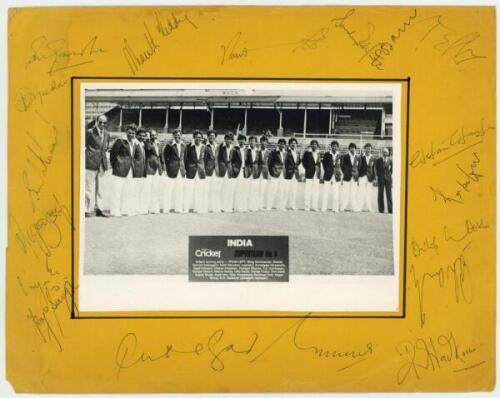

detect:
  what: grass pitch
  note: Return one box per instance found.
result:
[84,180,393,275]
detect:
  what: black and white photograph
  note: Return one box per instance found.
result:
[78,81,402,312]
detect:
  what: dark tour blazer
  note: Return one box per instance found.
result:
[184,143,206,179]
[85,126,109,171]
[322,151,342,182]
[132,142,146,178]
[302,150,321,179]
[229,146,243,178]
[257,148,270,179]
[144,140,163,175]
[244,147,259,179]
[163,141,186,178]
[358,155,376,182]
[216,143,231,177]
[204,143,216,177]
[284,149,301,180]
[375,157,393,185]
[110,138,134,177]
[341,153,360,182]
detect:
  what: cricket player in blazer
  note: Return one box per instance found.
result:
[204,130,218,212]
[302,139,322,211]
[232,134,248,212]
[258,135,270,210]
[218,133,234,213]
[183,130,207,213]
[162,129,186,213]
[132,128,147,215]
[321,140,343,212]
[85,114,110,217]
[375,147,393,214]
[244,135,260,212]
[341,142,360,212]
[357,143,376,212]
[144,130,163,214]
[109,124,136,217]
[284,137,301,210]
[266,138,286,210]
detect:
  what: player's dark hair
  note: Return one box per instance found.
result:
[125,123,138,132]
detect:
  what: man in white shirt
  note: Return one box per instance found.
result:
[218,133,234,213]
[340,142,359,212]
[162,129,186,213]
[357,143,376,212]
[144,130,163,214]
[183,130,207,213]
[321,140,342,212]
[266,138,286,210]
[284,138,301,210]
[233,134,248,212]
[204,130,218,212]
[244,136,260,211]
[258,136,270,210]
[109,124,136,217]
[85,114,109,217]
[132,128,147,215]
[302,140,321,211]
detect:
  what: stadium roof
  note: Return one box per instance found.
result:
[86,89,393,107]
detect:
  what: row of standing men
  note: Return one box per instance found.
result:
[85,119,393,218]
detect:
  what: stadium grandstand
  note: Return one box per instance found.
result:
[85,88,393,153]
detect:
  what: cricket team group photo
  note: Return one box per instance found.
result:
[81,83,398,276]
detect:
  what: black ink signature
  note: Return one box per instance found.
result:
[155,11,198,37]
[123,13,197,75]
[115,315,374,375]
[22,114,59,213]
[122,22,160,76]
[115,328,258,375]
[358,9,418,70]
[292,28,330,52]
[251,315,374,372]
[430,152,483,205]
[220,25,335,65]
[220,32,248,65]
[416,14,487,66]
[23,277,78,352]
[430,186,465,205]
[411,236,439,258]
[15,78,69,113]
[410,119,494,168]
[10,194,72,276]
[410,242,473,328]
[444,217,490,243]
[331,8,417,70]
[26,36,107,76]
[396,332,480,384]
[331,8,485,70]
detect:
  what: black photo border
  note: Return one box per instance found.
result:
[70,76,411,320]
